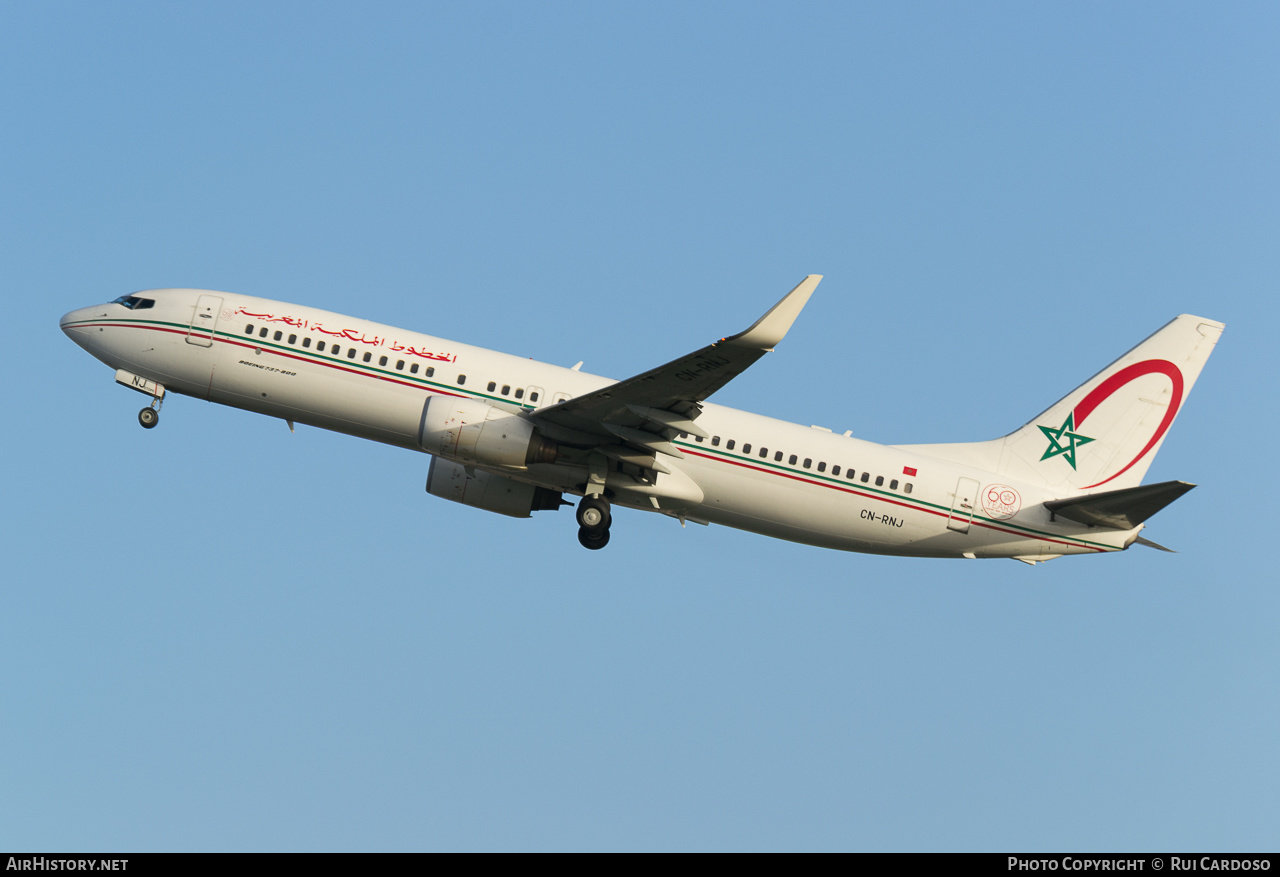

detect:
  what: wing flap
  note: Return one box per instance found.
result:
[603,423,686,458]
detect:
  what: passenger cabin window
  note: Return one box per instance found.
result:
[425,367,434,377]
[410,363,419,374]
[775,451,783,462]
[904,483,913,494]
[832,465,840,476]
[457,374,466,385]
[743,444,751,455]
[317,341,326,352]
[789,455,798,465]
[244,324,254,335]
[274,330,283,341]
[288,334,297,345]
[803,458,812,469]
[259,327,269,338]
[711,437,720,447]
[487,381,497,392]
[875,475,884,487]
[817,462,826,472]
[395,360,404,370]
[502,385,511,396]
[890,479,899,490]
[845,469,856,480]
[514,388,524,399]
[529,390,539,402]
[695,436,704,443]
[379,355,387,366]
[861,472,870,483]
[363,352,372,363]
[726,439,735,450]
[759,447,768,458]
[303,338,311,348]
[347,348,357,359]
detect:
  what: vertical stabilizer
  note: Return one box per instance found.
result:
[900,314,1224,493]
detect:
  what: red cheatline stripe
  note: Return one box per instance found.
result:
[80,321,468,397]
[680,449,1106,552]
[87,322,1108,552]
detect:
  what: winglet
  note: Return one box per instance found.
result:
[725,275,822,351]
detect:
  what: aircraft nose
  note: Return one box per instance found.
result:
[60,306,93,336]
[60,306,102,348]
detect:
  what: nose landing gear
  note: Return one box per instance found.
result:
[576,495,612,550]
[138,395,163,429]
[114,370,167,429]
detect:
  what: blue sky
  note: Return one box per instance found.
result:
[3,1,1277,851]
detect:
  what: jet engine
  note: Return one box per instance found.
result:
[419,396,557,468]
[425,457,563,518]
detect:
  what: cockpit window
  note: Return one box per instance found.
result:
[111,295,154,310]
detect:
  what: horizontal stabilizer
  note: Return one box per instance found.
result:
[1044,480,1196,530]
[1135,535,1176,553]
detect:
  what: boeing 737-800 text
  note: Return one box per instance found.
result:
[60,278,1223,562]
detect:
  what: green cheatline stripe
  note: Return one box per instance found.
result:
[674,440,1116,549]
[76,317,539,411]
[76,318,1113,549]
[218,325,540,410]
[65,316,187,332]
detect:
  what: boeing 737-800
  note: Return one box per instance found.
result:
[60,277,1223,562]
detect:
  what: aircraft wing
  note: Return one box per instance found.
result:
[530,275,821,456]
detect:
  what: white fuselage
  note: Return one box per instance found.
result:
[60,289,1135,559]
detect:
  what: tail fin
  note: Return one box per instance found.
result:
[900,314,1224,492]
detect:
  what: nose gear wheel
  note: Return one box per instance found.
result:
[576,496,612,550]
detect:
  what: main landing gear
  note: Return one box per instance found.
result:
[576,495,612,550]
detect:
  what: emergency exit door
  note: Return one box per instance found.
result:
[947,477,980,533]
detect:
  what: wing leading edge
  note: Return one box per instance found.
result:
[530,275,821,457]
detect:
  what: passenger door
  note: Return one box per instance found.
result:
[186,294,223,347]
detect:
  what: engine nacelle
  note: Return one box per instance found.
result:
[426,457,563,518]
[419,395,557,468]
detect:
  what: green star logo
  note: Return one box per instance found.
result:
[1038,412,1094,470]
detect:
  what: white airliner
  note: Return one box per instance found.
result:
[60,278,1223,562]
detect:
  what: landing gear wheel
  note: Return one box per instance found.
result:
[576,496,611,531]
[138,407,159,429]
[578,527,610,550]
